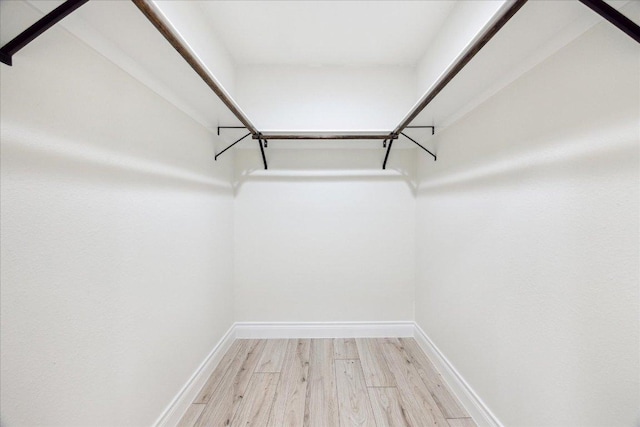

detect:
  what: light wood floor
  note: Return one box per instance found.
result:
[178,338,476,427]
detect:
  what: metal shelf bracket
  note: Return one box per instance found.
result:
[383,126,436,169]
[215,127,268,169]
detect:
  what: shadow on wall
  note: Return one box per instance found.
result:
[1,123,233,196]
[420,116,638,196]
[231,148,420,196]
[2,119,426,198]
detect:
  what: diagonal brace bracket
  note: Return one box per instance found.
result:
[215,132,251,161]
[401,132,437,161]
[382,126,436,169]
[215,128,267,169]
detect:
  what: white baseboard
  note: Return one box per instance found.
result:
[153,325,236,427]
[413,323,503,427]
[234,321,415,339]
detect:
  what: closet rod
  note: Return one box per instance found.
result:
[382,0,527,169]
[390,0,528,136]
[254,134,397,140]
[131,0,259,135]
[578,0,640,43]
[0,0,89,66]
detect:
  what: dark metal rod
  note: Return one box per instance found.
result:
[217,126,247,136]
[401,132,436,161]
[578,0,640,43]
[392,0,527,134]
[258,139,268,170]
[0,0,90,66]
[254,134,397,140]
[131,0,258,135]
[382,139,394,170]
[406,125,435,135]
[214,132,251,161]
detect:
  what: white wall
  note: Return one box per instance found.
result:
[0,4,235,426]
[3,2,639,426]
[233,149,416,322]
[415,16,639,427]
[415,0,506,97]
[235,65,416,131]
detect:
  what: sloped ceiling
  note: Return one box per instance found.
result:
[3,0,634,151]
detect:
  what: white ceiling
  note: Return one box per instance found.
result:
[197,1,457,66]
[8,0,632,151]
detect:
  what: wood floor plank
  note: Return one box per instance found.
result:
[381,338,448,426]
[447,418,477,427]
[335,359,376,426]
[368,387,412,427]
[193,340,243,403]
[356,338,396,387]
[177,404,205,427]
[195,339,267,427]
[399,338,469,419]
[256,339,289,372]
[230,373,280,426]
[192,338,471,427]
[303,339,339,427]
[267,339,311,426]
[334,338,359,359]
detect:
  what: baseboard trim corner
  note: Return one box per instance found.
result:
[153,325,236,427]
[234,321,415,339]
[413,323,503,427]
